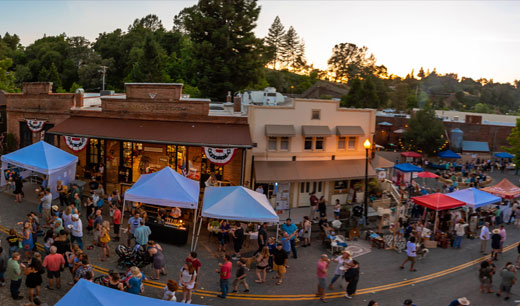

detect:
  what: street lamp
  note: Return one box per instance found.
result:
[363,139,371,226]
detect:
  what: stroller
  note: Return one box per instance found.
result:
[94,269,131,291]
[115,244,151,269]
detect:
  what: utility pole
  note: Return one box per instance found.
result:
[100,66,108,91]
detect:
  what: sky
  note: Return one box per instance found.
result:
[1,0,520,83]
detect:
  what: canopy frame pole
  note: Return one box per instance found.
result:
[190,206,199,251]
[121,199,126,220]
[192,215,204,252]
[433,210,439,236]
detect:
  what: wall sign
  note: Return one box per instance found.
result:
[64,136,89,152]
[203,147,236,166]
[26,119,45,132]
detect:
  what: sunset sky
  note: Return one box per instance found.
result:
[2,1,520,83]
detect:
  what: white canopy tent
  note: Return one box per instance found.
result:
[193,186,279,251]
[0,141,78,199]
[123,166,200,247]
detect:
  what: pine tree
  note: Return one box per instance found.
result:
[47,63,62,91]
[417,67,425,79]
[281,26,306,72]
[126,35,167,82]
[264,16,285,70]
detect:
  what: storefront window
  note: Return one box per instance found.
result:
[338,136,346,150]
[119,142,133,183]
[348,137,356,150]
[166,145,177,169]
[335,180,348,190]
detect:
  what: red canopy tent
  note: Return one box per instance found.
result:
[412,193,465,210]
[481,178,520,199]
[417,171,439,178]
[401,151,422,158]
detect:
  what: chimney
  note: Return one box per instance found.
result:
[226,91,232,103]
[233,94,242,113]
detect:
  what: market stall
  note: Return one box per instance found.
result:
[192,186,279,251]
[412,193,466,234]
[438,150,461,159]
[56,279,208,306]
[0,141,78,199]
[495,152,514,159]
[446,188,501,209]
[124,166,200,246]
[481,178,520,199]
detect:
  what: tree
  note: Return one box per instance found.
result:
[504,119,520,167]
[417,67,425,79]
[47,63,62,91]
[280,26,306,72]
[264,16,285,70]
[126,35,168,83]
[327,42,378,82]
[0,57,17,92]
[174,0,267,100]
[473,102,491,114]
[402,106,446,155]
[340,77,379,108]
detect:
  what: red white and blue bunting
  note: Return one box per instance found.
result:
[64,136,89,152]
[203,147,237,166]
[26,119,45,133]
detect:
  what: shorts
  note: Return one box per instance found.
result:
[47,270,61,279]
[334,211,340,218]
[256,265,268,270]
[318,277,326,289]
[114,224,120,234]
[273,263,286,274]
[479,277,491,285]
[406,256,416,264]
[500,284,512,293]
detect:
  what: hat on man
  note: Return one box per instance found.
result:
[72,214,79,219]
[492,229,500,234]
[51,205,59,211]
[457,297,470,305]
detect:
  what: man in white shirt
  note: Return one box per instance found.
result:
[70,214,84,250]
[400,237,417,272]
[480,222,490,254]
[41,188,53,225]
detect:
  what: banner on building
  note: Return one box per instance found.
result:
[203,147,236,166]
[26,119,45,133]
[64,136,89,152]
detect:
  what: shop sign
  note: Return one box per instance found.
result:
[26,119,45,132]
[203,147,236,166]
[144,147,163,153]
[64,136,89,152]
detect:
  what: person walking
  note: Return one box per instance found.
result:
[491,229,502,261]
[255,246,269,284]
[217,254,232,299]
[147,241,166,280]
[99,221,111,262]
[127,212,142,247]
[318,196,327,218]
[14,174,23,203]
[21,221,34,262]
[448,297,471,306]
[480,222,490,254]
[112,205,121,242]
[24,253,44,303]
[7,252,25,300]
[316,254,330,303]
[344,260,360,299]
[70,214,83,250]
[43,246,65,290]
[271,243,288,285]
[310,192,319,221]
[496,263,516,301]
[231,223,244,260]
[7,228,20,257]
[185,251,201,289]
[179,262,197,303]
[134,220,152,247]
[127,266,146,295]
[478,260,494,293]
[499,225,506,254]
[41,189,52,226]
[232,258,250,293]
[399,237,417,272]
[302,216,312,247]
[256,222,268,255]
[453,220,468,249]
[280,218,298,259]
[329,250,353,290]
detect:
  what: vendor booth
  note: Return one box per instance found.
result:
[193,186,279,251]
[438,150,461,159]
[0,141,78,199]
[56,279,208,306]
[495,152,514,159]
[481,178,520,199]
[447,188,501,209]
[124,166,200,246]
[412,193,466,234]
[393,163,423,186]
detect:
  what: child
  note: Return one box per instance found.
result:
[232,258,249,293]
[87,215,94,235]
[334,199,341,220]
[267,237,276,272]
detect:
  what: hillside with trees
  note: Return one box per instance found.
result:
[1,0,520,112]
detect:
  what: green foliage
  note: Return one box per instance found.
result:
[174,0,267,100]
[69,82,82,93]
[504,118,520,167]
[280,26,307,72]
[47,63,62,91]
[402,107,446,156]
[0,57,17,92]
[341,76,380,108]
[264,16,285,70]
[327,43,379,82]
[264,69,316,94]
[472,103,491,114]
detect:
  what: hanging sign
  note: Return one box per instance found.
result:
[26,119,45,133]
[64,136,89,152]
[203,147,236,166]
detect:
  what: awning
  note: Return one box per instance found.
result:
[394,163,423,173]
[481,178,520,199]
[377,122,393,126]
[446,188,501,209]
[371,155,394,168]
[48,116,252,148]
[462,141,489,152]
[412,193,466,211]
[265,125,296,137]
[336,126,365,136]
[254,159,376,183]
[438,150,461,159]
[401,151,422,158]
[302,125,331,137]
[495,152,514,159]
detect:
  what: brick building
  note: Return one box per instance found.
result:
[3,82,251,194]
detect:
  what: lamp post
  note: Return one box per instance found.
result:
[363,139,371,226]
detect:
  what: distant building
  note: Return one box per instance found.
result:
[300,80,348,99]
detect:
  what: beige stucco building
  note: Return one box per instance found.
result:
[245,98,378,209]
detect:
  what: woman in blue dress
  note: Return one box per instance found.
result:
[22,221,34,261]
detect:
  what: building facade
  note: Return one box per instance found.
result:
[3,82,251,195]
[245,99,376,208]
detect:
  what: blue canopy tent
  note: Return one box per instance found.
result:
[56,279,209,306]
[438,150,461,159]
[394,163,424,173]
[495,152,514,159]
[446,187,501,209]
[124,166,200,249]
[193,186,279,251]
[0,141,78,199]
